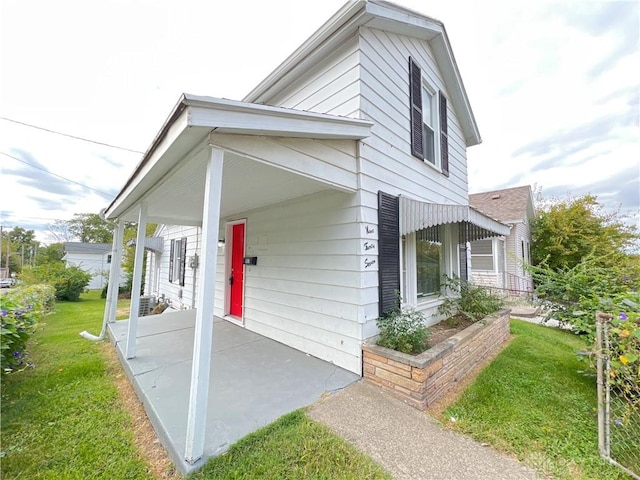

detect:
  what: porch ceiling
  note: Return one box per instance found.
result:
[103,94,372,224]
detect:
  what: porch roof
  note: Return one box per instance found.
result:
[399,196,510,241]
[103,94,372,223]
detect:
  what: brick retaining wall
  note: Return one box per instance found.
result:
[362,309,511,410]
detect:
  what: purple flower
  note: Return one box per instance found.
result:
[619,312,628,320]
[615,418,623,426]
[0,310,7,317]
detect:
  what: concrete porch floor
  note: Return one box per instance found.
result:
[107,310,360,475]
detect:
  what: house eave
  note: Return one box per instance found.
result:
[103,95,372,221]
[244,0,481,146]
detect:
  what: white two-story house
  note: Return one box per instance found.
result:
[100,0,508,465]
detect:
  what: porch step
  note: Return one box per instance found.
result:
[510,306,540,318]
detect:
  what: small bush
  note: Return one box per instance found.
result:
[20,263,92,301]
[1,284,55,375]
[377,306,430,355]
[438,276,504,323]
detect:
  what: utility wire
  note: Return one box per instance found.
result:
[0,116,144,154]
[0,151,114,199]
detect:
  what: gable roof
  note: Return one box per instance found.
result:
[469,186,535,224]
[64,242,112,255]
[244,0,481,146]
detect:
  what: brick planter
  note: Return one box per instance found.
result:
[362,309,511,410]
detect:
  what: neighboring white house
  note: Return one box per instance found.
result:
[63,242,113,290]
[101,0,510,464]
[468,185,535,293]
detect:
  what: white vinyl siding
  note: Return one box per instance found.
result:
[358,27,468,205]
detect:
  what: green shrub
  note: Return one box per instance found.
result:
[528,253,633,341]
[20,263,92,301]
[376,306,430,355]
[1,284,55,375]
[438,276,504,323]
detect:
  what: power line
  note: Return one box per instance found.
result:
[0,116,144,154]
[0,151,114,199]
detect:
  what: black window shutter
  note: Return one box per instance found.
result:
[179,237,187,287]
[409,57,424,159]
[378,191,400,317]
[439,91,449,177]
[169,239,175,282]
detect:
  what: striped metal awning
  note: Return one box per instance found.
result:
[399,196,510,242]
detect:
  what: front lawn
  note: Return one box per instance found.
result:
[0,290,153,480]
[189,409,391,479]
[443,319,630,479]
[1,291,390,480]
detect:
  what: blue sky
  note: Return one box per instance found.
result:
[1,0,638,242]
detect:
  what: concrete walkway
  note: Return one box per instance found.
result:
[309,381,541,480]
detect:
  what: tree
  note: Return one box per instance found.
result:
[531,194,639,272]
[36,242,65,265]
[67,213,113,243]
[1,226,39,272]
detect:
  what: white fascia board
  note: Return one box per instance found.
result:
[185,97,372,139]
[103,109,193,220]
[431,33,481,147]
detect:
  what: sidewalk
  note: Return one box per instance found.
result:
[308,381,541,480]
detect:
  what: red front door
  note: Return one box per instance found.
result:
[229,223,245,317]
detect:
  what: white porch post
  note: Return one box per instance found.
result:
[126,204,148,359]
[185,147,224,464]
[104,220,125,325]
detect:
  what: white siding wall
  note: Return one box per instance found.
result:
[358,28,469,205]
[65,252,110,290]
[234,190,376,374]
[267,36,361,118]
[505,222,533,291]
[145,225,202,311]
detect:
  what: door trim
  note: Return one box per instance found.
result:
[224,219,246,324]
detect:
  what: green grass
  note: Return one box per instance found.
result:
[0,290,153,480]
[1,291,390,480]
[189,409,391,480]
[444,319,631,479]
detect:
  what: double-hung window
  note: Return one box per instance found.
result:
[409,57,449,176]
[169,237,187,287]
[422,85,437,165]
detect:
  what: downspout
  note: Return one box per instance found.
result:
[80,209,119,341]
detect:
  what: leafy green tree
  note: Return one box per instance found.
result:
[36,242,65,265]
[531,194,639,272]
[67,213,113,243]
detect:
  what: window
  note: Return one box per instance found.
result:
[409,57,449,176]
[470,239,494,271]
[422,86,436,164]
[169,237,187,286]
[416,229,441,297]
[107,254,112,264]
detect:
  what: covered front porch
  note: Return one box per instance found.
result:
[107,309,359,475]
